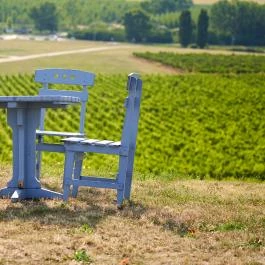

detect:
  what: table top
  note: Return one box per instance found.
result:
[0,95,80,103]
[0,95,80,108]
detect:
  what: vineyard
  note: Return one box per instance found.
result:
[0,72,265,180]
[134,52,265,73]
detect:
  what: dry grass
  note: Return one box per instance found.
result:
[0,39,103,56]
[0,39,262,75]
[0,40,179,75]
[0,164,264,265]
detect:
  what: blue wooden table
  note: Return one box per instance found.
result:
[0,96,80,201]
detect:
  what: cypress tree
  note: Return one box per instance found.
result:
[197,9,209,48]
[179,10,192,47]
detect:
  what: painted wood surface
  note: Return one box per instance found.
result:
[62,73,142,207]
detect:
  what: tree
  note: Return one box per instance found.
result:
[63,0,80,29]
[29,2,58,32]
[124,9,151,42]
[6,16,13,30]
[234,1,265,46]
[196,9,209,48]
[211,0,236,38]
[179,10,192,47]
[211,0,265,46]
[141,0,193,14]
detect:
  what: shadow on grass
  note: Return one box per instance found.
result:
[0,188,148,229]
[0,186,206,238]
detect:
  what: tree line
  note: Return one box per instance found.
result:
[0,0,264,47]
[211,0,265,46]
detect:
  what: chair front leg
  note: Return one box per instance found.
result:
[63,150,75,201]
[72,152,84,198]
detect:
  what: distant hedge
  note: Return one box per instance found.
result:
[69,28,126,42]
[70,27,173,44]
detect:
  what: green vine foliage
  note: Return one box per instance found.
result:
[134,52,265,74]
[0,72,265,180]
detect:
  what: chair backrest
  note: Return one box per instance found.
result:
[121,73,142,149]
[35,68,95,133]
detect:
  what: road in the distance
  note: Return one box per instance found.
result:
[0,45,127,63]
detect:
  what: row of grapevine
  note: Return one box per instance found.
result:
[134,52,265,74]
[0,73,265,179]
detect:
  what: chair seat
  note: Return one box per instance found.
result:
[62,137,123,155]
[36,130,85,137]
[62,137,121,147]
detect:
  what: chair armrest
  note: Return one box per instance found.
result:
[36,130,85,137]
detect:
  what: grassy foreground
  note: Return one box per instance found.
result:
[0,164,264,265]
[0,39,264,264]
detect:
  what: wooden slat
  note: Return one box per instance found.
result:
[35,69,95,86]
[79,139,120,147]
[74,176,118,189]
[109,141,121,147]
[94,140,114,146]
[37,130,85,137]
[61,137,84,143]
[37,143,65,153]
[80,139,101,145]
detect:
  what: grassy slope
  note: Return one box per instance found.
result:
[0,39,261,75]
[0,73,265,178]
[0,164,264,264]
[0,40,179,75]
[0,39,264,264]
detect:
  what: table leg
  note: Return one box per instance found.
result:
[10,188,63,202]
[0,107,62,200]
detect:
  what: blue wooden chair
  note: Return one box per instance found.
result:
[62,73,142,207]
[35,68,95,179]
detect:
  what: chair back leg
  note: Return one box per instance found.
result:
[124,147,136,200]
[72,152,84,197]
[116,155,129,206]
[63,151,75,200]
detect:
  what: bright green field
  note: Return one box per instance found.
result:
[0,73,265,180]
[134,52,265,73]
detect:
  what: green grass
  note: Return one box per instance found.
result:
[74,250,93,263]
[215,222,246,232]
[80,224,94,234]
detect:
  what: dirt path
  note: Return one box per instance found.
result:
[0,40,263,75]
[0,45,127,63]
[1,42,263,65]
